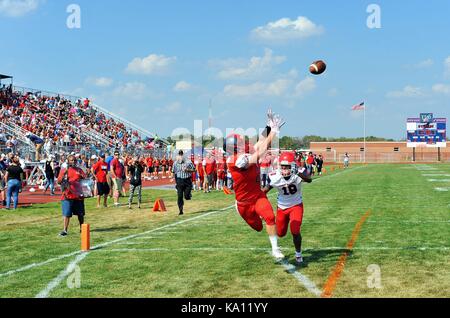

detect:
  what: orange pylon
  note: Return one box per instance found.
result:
[153,198,167,212]
[81,224,90,251]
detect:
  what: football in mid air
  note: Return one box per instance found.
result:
[309,60,327,75]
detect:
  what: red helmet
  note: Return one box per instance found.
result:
[279,152,296,177]
[279,152,295,166]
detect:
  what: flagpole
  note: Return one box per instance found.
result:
[364,103,366,163]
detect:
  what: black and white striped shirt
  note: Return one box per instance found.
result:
[172,159,195,179]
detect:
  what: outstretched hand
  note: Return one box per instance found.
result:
[267,108,286,134]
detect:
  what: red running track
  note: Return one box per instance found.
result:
[9,178,175,208]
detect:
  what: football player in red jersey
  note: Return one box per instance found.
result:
[226,109,286,259]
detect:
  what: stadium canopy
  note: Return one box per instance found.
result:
[0,74,13,86]
[0,74,13,80]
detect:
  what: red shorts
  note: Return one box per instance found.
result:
[276,203,304,237]
[236,195,275,232]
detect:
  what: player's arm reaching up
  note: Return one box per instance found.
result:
[242,108,286,168]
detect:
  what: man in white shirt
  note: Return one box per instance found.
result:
[263,151,312,264]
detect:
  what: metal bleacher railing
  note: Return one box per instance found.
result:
[13,86,168,145]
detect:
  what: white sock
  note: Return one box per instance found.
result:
[269,236,278,250]
[295,251,302,257]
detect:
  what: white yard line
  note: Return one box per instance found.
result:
[35,252,89,298]
[278,258,321,297]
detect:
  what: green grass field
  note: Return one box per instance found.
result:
[1,164,449,298]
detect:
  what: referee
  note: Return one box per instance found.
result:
[171,150,196,215]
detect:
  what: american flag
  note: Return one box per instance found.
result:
[352,102,365,111]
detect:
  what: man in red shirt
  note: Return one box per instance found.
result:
[92,153,110,208]
[226,109,286,259]
[202,153,216,193]
[57,155,87,237]
[110,151,124,207]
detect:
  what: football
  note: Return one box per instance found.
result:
[309,60,327,75]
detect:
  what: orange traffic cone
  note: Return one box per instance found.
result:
[153,198,167,212]
[223,186,233,195]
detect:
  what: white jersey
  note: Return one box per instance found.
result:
[268,170,303,209]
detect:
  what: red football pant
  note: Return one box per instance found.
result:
[276,203,304,237]
[236,196,276,232]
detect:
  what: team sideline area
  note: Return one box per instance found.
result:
[0,163,448,298]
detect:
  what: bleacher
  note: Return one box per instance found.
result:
[0,83,168,161]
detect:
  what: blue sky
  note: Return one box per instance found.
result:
[1,0,450,140]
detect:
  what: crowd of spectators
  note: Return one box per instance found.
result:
[0,86,163,160]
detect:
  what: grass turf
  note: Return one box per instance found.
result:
[0,163,449,298]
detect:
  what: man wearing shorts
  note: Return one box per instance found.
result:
[57,155,86,237]
[110,151,124,207]
[92,153,110,208]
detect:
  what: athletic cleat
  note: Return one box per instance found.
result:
[295,252,303,264]
[59,231,68,237]
[272,248,285,259]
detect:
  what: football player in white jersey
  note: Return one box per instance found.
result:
[263,152,312,264]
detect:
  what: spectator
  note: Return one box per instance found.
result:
[43,155,56,195]
[4,155,24,210]
[57,155,86,237]
[92,153,110,208]
[110,151,124,207]
[316,154,324,176]
[128,157,144,209]
[26,133,44,161]
[0,154,7,206]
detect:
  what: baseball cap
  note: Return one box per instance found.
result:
[91,155,98,160]
[99,153,106,158]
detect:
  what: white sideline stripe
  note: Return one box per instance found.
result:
[422,174,450,177]
[1,166,360,280]
[278,258,321,297]
[0,251,81,278]
[0,205,235,279]
[35,252,89,298]
[435,187,450,192]
[427,179,450,182]
[97,246,450,253]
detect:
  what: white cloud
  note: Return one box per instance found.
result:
[156,102,186,114]
[215,49,286,80]
[294,77,316,97]
[328,88,339,97]
[409,59,434,69]
[223,79,291,98]
[85,77,114,88]
[386,86,425,98]
[113,82,150,100]
[173,81,192,92]
[0,0,41,17]
[251,16,324,44]
[432,83,450,95]
[125,53,176,75]
[445,56,450,77]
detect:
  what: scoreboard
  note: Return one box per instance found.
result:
[407,113,447,148]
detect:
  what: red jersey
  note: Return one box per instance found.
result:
[146,157,153,167]
[196,161,204,176]
[203,158,216,175]
[227,155,263,203]
[92,160,108,183]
